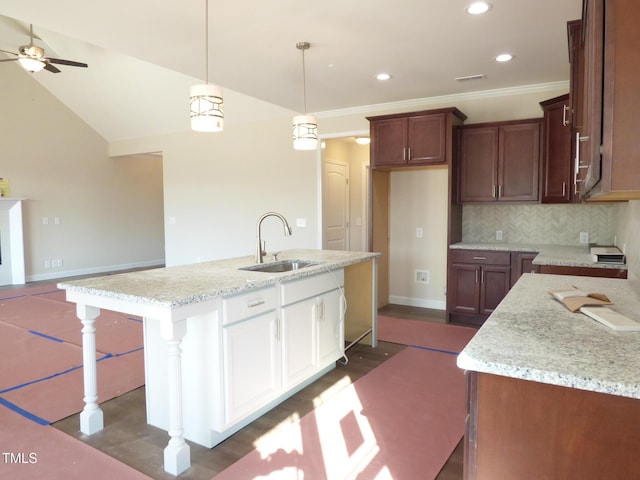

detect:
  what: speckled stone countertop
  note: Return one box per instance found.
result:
[457,273,640,399]
[58,249,378,308]
[450,242,627,270]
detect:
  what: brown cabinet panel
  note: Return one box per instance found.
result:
[368,108,466,168]
[449,263,481,314]
[370,118,407,166]
[459,127,498,202]
[479,266,511,315]
[407,114,446,165]
[540,94,572,203]
[447,250,512,325]
[511,252,538,286]
[466,372,640,480]
[499,122,541,202]
[578,0,640,200]
[459,120,542,203]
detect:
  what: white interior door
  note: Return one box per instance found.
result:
[322,160,349,250]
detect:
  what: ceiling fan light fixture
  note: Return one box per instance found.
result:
[293,41,318,151]
[190,0,224,133]
[18,56,46,72]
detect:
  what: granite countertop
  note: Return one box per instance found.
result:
[58,249,378,308]
[457,273,640,399]
[450,242,627,270]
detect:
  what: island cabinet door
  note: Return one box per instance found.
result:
[281,298,318,389]
[221,311,281,428]
[317,288,345,369]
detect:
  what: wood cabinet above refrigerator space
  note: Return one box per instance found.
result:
[367,107,466,168]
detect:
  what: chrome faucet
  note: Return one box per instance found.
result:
[255,212,293,263]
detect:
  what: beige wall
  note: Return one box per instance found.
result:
[1,61,164,282]
[161,118,319,266]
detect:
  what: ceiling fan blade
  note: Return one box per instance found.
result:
[43,63,61,73]
[0,49,19,56]
[47,57,88,68]
[0,58,20,63]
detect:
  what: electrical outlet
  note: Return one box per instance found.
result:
[496,230,503,241]
[579,232,589,245]
[415,270,430,284]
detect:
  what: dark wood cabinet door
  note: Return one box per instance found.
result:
[449,263,481,314]
[479,265,511,315]
[541,95,572,203]
[498,122,541,202]
[370,118,407,167]
[459,127,498,202]
[407,114,446,165]
[511,252,537,286]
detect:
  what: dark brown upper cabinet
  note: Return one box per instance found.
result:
[540,94,572,203]
[368,108,466,168]
[577,0,640,201]
[459,119,542,203]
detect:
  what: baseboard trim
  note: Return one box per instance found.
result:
[388,295,446,311]
[26,259,165,283]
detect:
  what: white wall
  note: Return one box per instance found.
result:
[1,62,165,282]
[161,118,318,266]
[389,167,449,309]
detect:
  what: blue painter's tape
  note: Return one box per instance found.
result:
[127,317,143,323]
[409,344,460,356]
[28,330,65,343]
[0,397,50,425]
[113,346,144,357]
[32,289,63,297]
[0,293,27,301]
[0,364,83,395]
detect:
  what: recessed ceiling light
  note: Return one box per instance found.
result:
[495,53,513,62]
[376,73,391,81]
[465,2,492,15]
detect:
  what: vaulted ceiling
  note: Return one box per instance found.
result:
[0,0,582,142]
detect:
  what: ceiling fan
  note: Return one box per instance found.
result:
[0,23,87,73]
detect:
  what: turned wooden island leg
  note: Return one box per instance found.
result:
[77,304,103,434]
[160,318,190,476]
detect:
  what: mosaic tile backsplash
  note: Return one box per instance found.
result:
[462,204,617,246]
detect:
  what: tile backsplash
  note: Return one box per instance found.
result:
[462,204,617,245]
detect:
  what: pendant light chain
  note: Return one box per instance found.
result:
[301,45,307,114]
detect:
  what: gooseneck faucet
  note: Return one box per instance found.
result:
[255,212,293,263]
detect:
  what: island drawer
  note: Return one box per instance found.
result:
[280,269,344,306]
[449,249,511,265]
[222,286,278,325]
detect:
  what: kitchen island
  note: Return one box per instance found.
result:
[58,249,379,476]
[457,273,640,479]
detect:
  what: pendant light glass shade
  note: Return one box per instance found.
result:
[190,0,223,132]
[190,84,224,132]
[292,114,318,150]
[293,41,318,150]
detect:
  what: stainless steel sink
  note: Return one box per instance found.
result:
[240,259,320,273]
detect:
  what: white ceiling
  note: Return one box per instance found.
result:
[0,0,582,142]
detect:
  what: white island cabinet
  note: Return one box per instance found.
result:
[58,249,377,476]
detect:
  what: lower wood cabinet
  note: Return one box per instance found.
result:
[447,250,511,327]
[464,371,640,480]
[448,250,539,326]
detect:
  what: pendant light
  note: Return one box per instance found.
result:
[292,41,318,150]
[190,0,224,132]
